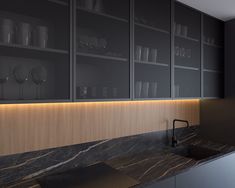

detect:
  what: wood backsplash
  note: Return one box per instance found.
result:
[0,100,200,156]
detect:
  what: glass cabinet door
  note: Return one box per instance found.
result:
[203,15,224,98]
[134,0,171,99]
[75,0,130,100]
[174,2,201,98]
[0,0,70,102]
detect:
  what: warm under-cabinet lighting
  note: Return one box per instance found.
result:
[0,99,200,109]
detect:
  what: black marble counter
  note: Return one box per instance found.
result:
[107,134,235,187]
[1,126,235,188]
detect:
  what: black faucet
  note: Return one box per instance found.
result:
[172,119,189,147]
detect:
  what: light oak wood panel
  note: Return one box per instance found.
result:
[0,100,200,156]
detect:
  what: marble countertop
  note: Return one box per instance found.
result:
[7,131,235,188]
[106,135,235,187]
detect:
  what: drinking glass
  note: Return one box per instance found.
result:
[0,18,14,44]
[112,87,118,98]
[180,48,186,58]
[17,22,32,46]
[175,85,180,98]
[79,35,89,49]
[91,86,97,98]
[31,66,47,99]
[181,25,188,37]
[94,0,104,13]
[13,65,29,99]
[79,86,88,98]
[175,46,180,56]
[36,25,48,48]
[0,64,9,100]
[142,47,149,62]
[142,82,149,98]
[99,38,107,50]
[135,45,142,61]
[186,49,192,58]
[102,86,108,98]
[135,81,142,98]
[150,82,158,98]
[150,48,158,63]
[176,24,181,36]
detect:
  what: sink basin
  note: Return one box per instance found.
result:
[38,162,139,188]
[172,145,221,161]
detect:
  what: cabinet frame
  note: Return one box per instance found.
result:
[0,0,74,104]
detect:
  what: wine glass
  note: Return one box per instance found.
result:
[0,18,14,44]
[0,64,9,100]
[31,66,47,99]
[13,65,28,99]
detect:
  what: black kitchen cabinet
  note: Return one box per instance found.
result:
[75,0,130,100]
[203,15,224,98]
[134,0,171,99]
[0,0,225,103]
[174,2,201,98]
[0,0,71,102]
[175,152,235,188]
[144,152,235,188]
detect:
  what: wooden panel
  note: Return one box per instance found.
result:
[0,100,200,156]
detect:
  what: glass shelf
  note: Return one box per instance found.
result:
[174,65,200,71]
[203,69,223,74]
[175,34,199,43]
[0,42,68,54]
[203,42,223,49]
[48,0,68,6]
[77,52,128,62]
[135,22,169,34]
[77,7,128,23]
[135,60,169,67]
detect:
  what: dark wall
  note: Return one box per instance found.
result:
[225,19,235,97]
[200,99,235,145]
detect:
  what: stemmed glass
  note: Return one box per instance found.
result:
[13,65,28,100]
[31,66,47,99]
[0,64,9,100]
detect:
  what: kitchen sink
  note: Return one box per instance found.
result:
[38,162,139,188]
[171,145,221,161]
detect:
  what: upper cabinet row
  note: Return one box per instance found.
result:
[0,0,224,103]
